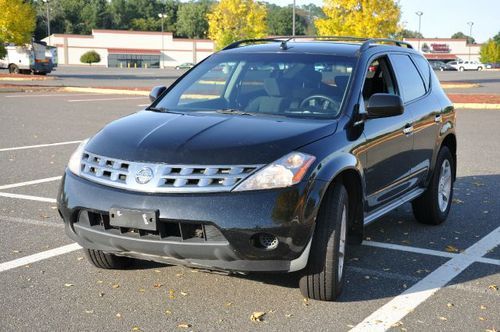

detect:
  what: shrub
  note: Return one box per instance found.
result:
[80,50,101,65]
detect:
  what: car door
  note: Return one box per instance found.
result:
[360,55,414,212]
[389,53,441,189]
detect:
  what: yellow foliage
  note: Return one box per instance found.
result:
[0,0,36,44]
[315,0,401,38]
[480,39,500,63]
[207,0,267,50]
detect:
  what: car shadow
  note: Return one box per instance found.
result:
[130,174,499,302]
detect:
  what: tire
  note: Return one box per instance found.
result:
[459,66,465,71]
[299,181,349,301]
[84,248,133,269]
[8,64,19,74]
[477,67,483,71]
[412,146,454,225]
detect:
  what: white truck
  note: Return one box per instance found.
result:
[0,41,55,75]
[448,59,485,71]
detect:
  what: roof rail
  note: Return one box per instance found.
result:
[222,36,413,51]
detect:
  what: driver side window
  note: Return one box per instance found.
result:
[362,57,397,105]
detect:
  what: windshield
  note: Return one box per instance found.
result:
[155,52,356,118]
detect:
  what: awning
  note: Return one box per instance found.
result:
[424,54,457,60]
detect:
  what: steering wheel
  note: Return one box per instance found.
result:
[299,95,339,112]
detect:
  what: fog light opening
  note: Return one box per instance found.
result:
[252,233,279,250]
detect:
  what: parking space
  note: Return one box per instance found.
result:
[0,91,498,331]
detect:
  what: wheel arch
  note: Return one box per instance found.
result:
[441,133,457,180]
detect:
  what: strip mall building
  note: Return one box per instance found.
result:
[42,29,214,68]
[403,38,481,62]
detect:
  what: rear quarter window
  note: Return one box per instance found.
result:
[411,55,431,89]
[390,54,426,103]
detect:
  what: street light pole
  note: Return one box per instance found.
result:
[415,11,423,51]
[292,0,296,36]
[467,21,474,61]
[43,0,51,45]
[158,13,167,69]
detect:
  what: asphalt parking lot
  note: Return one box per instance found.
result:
[0,91,499,331]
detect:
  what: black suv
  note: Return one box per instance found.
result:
[58,37,456,301]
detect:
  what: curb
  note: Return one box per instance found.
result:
[61,86,149,96]
[453,103,500,110]
[441,83,479,89]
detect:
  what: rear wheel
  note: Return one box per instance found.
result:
[84,249,133,269]
[8,64,19,74]
[477,66,483,71]
[459,66,465,71]
[412,146,454,225]
[299,181,348,301]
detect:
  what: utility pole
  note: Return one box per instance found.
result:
[415,11,423,51]
[158,13,167,69]
[43,0,51,45]
[467,21,474,61]
[292,0,296,36]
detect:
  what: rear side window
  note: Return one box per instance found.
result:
[411,55,431,89]
[390,54,426,103]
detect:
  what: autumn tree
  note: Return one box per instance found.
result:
[315,0,400,38]
[207,0,267,50]
[480,39,500,64]
[0,0,36,44]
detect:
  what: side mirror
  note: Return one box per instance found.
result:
[149,85,167,103]
[366,93,404,118]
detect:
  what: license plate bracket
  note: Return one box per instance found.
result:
[109,207,158,231]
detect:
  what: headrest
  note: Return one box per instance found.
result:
[297,66,322,88]
[264,78,283,97]
[335,75,349,90]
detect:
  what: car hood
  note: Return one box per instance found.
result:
[85,111,338,164]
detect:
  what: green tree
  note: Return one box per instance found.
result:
[80,50,101,65]
[493,31,500,45]
[207,0,267,50]
[176,1,212,38]
[397,29,423,39]
[451,31,475,44]
[479,39,500,63]
[315,0,400,38]
[0,42,6,59]
[267,6,306,36]
[0,0,36,44]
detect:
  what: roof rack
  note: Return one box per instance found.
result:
[222,36,413,51]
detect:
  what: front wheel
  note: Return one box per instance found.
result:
[412,146,454,225]
[84,249,134,269]
[299,181,349,301]
[459,66,465,71]
[8,64,19,74]
[477,66,483,71]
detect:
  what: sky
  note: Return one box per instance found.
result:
[264,0,500,43]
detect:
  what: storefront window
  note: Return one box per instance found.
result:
[108,54,160,68]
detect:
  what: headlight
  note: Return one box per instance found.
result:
[67,139,89,175]
[233,152,316,191]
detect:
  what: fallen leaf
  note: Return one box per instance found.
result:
[438,316,448,321]
[250,312,266,322]
[480,305,487,310]
[391,321,403,327]
[84,310,94,314]
[99,292,105,297]
[64,283,74,287]
[452,198,464,204]
[285,313,293,318]
[479,317,486,321]
[112,284,120,289]
[472,181,484,187]
[364,275,370,280]
[77,257,84,261]
[303,298,310,306]
[447,303,454,308]
[225,302,232,307]
[177,323,191,329]
[153,283,163,288]
[131,327,142,331]
[168,289,175,300]
[138,288,146,293]
[165,310,172,315]
[12,250,20,253]
[401,240,411,244]
[445,245,460,253]
[154,269,161,273]
[180,291,188,296]
[484,328,497,332]
[488,285,498,291]
[116,313,122,318]
[96,280,103,284]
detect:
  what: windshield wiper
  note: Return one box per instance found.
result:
[146,106,183,114]
[215,108,254,116]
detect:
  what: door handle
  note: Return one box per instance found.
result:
[403,124,414,135]
[435,114,442,123]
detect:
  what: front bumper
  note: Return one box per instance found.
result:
[58,170,327,272]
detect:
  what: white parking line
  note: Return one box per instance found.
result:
[0,215,63,228]
[68,97,147,102]
[0,176,61,190]
[351,226,500,331]
[0,192,56,203]
[0,243,81,273]
[0,140,81,152]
